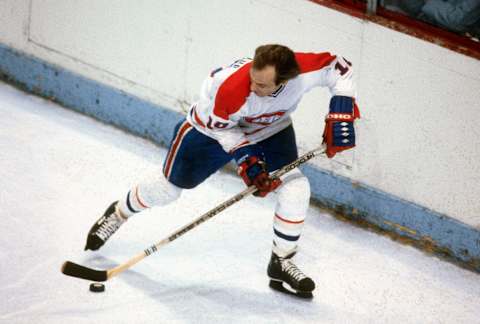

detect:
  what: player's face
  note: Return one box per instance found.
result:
[250,65,282,97]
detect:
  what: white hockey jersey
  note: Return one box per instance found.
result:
[186,52,356,153]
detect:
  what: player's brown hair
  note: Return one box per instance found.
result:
[252,44,300,85]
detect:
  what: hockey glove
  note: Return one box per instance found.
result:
[234,147,281,197]
[323,95,360,158]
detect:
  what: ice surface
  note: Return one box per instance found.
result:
[0,82,479,324]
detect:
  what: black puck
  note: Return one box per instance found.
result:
[89,282,105,293]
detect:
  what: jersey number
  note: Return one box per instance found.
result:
[335,58,352,76]
[207,116,228,129]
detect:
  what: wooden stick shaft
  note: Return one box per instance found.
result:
[106,146,325,279]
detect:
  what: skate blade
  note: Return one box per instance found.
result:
[269,280,313,299]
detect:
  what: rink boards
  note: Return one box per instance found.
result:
[1,43,479,272]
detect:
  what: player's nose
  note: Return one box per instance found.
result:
[250,83,261,96]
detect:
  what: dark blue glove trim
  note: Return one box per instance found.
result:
[245,161,265,179]
[232,144,264,165]
[329,96,354,114]
[331,121,355,146]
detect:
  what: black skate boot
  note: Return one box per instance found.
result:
[267,252,315,299]
[84,201,127,251]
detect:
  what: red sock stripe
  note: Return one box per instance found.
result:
[135,186,148,209]
[163,121,192,179]
[275,213,304,224]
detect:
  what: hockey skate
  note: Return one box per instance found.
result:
[267,252,315,299]
[84,201,127,251]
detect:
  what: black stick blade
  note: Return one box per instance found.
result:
[61,261,108,282]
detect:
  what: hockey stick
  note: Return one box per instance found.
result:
[61,145,326,282]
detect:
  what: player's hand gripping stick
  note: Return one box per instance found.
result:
[237,156,281,197]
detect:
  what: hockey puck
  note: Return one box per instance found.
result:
[89,282,105,293]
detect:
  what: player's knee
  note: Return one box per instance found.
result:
[140,174,182,207]
[277,171,311,210]
[158,174,183,202]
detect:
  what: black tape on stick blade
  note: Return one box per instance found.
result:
[62,261,108,281]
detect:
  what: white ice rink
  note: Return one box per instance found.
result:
[1,82,479,324]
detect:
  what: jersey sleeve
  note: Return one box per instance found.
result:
[296,53,356,97]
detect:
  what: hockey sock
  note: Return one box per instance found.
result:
[272,169,310,256]
[117,174,182,218]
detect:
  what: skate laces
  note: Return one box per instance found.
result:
[96,213,125,241]
[281,259,307,282]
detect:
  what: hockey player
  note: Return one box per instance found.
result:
[84,44,360,298]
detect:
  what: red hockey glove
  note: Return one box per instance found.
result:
[237,156,282,197]
[323,95,360,158]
